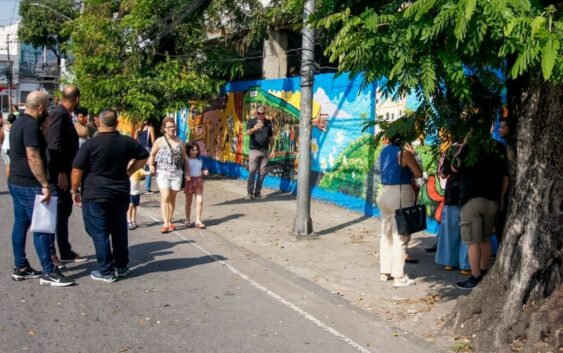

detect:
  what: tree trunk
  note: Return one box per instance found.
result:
[449,77,563,352]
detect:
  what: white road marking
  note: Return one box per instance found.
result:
[147,216,373,353]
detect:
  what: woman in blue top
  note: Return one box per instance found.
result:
[376,134,422,287]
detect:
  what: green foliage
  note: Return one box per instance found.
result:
[61,0,268,122]
[314,0,563,155]
[18,0,79,59]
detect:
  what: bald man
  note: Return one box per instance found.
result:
[8,91,74,286]
[47,85,85,266]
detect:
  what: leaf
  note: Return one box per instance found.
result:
[541,39,559,80]
[464,0,476,20]
[531,16,546,37]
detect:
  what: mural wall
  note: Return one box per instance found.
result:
[175,73,444,233]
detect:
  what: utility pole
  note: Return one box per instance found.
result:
[292,0,317,237]
[6,34,13,109]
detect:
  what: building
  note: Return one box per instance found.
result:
[0,22,59,112]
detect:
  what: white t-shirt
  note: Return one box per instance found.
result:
[188,158,203,177]
[2,126,10,151]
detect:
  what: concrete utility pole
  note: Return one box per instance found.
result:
[292,0,316,237]
[6,34,13,109]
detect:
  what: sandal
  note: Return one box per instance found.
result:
[168,224,176,231]
[194,223,206,229]
[184,221,194,228]
[161,226,169,234]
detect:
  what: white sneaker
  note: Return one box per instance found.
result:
[393,275,415,287]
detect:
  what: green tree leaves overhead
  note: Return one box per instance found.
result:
[18,0,79,60]
[314,0,562,150]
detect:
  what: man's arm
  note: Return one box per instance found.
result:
[70,168,83,207]
[47,110,69,189]
[246,120,258,136]
[26,146,51,203]
[127,158,148,177]
[26,147,49,187]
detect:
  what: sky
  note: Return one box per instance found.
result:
[0,0,19,26]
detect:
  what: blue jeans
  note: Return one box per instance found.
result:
[144,169,152,192]
[82,200,129,275]
[9,183,57,274]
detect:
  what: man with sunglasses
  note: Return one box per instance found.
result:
[245,105,273,200]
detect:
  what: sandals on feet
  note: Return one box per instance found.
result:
[161,226,169,234]
[194,223,206,229]
[168,224,176,231]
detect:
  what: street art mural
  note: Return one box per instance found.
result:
[175,73,445,233]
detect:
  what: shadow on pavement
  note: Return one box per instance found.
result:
[205,213,245,227]
[127,255,228,278]
[316,215,372,236]
[212,190,296,206]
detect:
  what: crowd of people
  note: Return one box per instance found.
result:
[2,86,214,285]
[2,86,508,291]
[376,118,510,290]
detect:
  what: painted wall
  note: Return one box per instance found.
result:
[175,73,444,233]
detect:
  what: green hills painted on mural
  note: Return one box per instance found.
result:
[319,134,381,198]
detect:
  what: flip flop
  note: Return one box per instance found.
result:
[161,226,169,234]
[169,224,176,231]
[184,222,194,228]
[194,223,206,229]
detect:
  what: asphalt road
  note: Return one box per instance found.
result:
[0,174,436,353]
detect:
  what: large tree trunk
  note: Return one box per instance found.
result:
[449,77,563,352]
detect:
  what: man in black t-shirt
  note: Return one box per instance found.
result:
[245,105,273,200]
[71,109,149,282]
[8,91,74,287]
[47,85,84,265]
[455,140,509,290]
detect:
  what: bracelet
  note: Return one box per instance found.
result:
[41,186,49,189]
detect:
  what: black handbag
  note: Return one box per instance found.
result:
[394,150,427,235]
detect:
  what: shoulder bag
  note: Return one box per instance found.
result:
[395,150,427,235]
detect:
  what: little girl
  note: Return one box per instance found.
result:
[184,142,208,229]
[128,163,150,230]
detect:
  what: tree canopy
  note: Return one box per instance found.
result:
[314,0,562,149]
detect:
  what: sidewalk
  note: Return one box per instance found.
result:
[141,175,468,351]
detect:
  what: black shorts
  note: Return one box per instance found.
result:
[129,195,140,206]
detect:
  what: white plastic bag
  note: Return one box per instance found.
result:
[30,195,58,234]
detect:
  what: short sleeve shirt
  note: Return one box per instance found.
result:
[8,114,48,187]
[246,118,273,150]
[73,131,149,202]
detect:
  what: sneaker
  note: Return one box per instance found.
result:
[12,266,41,281]
[380,273,392,282]
[245,194,253,200]
[456,276,482,290]
[90,270,117,283]
[128,222,135,230]
[393,275,416,287]
[60,253,88,263]
[39,272,74,287]
[145,190,154,194]
[254,193,266,199]
[116,267,129,278]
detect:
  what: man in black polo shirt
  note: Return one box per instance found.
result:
[71,109,149,282]
[47,85,85,265]
[245,105,273,200]
[8,91,74,287]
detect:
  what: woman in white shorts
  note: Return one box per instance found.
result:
[148,117,188,233]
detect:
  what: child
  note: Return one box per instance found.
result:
[184,142,208,229]
[128,165,149,230]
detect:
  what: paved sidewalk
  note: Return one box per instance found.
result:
[141,175,469,351]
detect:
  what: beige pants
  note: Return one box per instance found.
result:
[376,184,415,278]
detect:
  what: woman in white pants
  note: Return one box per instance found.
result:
[376,135,422,287]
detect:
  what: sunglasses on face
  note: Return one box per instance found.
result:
[257,112,265,115]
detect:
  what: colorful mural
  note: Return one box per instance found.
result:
[174,73,445,234]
